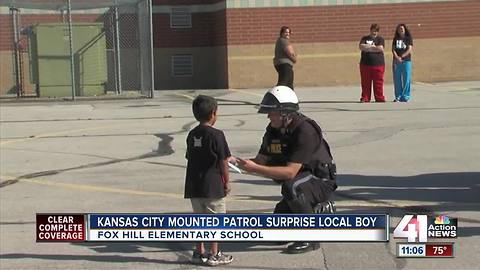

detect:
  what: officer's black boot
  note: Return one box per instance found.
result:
[283,194,319,253]
[286,202,336,253]
[286,242,320,254]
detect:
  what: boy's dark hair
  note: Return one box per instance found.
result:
[370,23,380,32]
[192,95,218,122]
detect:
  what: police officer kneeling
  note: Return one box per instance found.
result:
[237,86,337,254]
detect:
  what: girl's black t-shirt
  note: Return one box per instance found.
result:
[392,36,413,61]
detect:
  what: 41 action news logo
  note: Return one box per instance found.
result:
[393,215,457,242]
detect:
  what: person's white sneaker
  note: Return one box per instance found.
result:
[205,251,233,266]
[191,250,208,264]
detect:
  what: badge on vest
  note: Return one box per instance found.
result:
[268,139,283,154]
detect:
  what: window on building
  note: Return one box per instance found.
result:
[171,54,193,77]
[170,7,191,28]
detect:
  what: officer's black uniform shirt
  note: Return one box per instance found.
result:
[259,113,332,174]
[184,124,231,198]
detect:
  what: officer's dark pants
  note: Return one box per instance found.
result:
[274,172,335,214]
[274,172,335,253]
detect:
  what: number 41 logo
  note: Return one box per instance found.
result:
[393,215,428,242]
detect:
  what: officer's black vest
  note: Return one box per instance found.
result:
[264,113,334,174]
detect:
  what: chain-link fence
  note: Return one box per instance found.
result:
[0,0,154,99]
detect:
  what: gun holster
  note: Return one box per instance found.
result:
[314,162,336,180]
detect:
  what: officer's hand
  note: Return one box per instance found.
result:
[236,158,257,173]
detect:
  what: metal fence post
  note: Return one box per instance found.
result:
[148,0,154,98]
[67,0,76,100]
[10,7,21,98]
[114,2,122,94]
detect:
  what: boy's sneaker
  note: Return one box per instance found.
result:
[191,250,208,264]
[205,251,233,266]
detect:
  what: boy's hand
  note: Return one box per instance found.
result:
[228,156,238,164]
[224,182,231,195]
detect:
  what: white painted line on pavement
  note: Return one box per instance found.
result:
[0,124,122,146]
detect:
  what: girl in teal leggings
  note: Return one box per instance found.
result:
[392,24,413,102]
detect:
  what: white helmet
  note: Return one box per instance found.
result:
[258,86,299,114]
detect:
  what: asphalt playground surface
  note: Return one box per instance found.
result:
[1,81,479,269]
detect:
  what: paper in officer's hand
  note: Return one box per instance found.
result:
[228,162,242,174]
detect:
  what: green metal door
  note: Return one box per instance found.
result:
[30,23,107,97]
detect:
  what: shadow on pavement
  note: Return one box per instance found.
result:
[0,253,186,265]
[336,172,480,205]
[0,242,286,267]
[3,173,477,265]
[236,172,480,237]
[236,172,480,207]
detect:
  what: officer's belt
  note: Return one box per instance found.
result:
[291,174,328,198]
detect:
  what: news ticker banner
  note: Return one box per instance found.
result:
[397,243,455,258]
[36,213,389,242]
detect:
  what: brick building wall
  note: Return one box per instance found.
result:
[225,1,480,44]
[1,0,479,93]
[151,0,479,89]
[152,1,228,89]
[225,0,480,89]
[153,11,226,48]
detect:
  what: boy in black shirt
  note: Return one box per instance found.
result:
[185,95,233,266]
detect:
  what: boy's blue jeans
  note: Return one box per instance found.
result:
[393,60,411,101]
